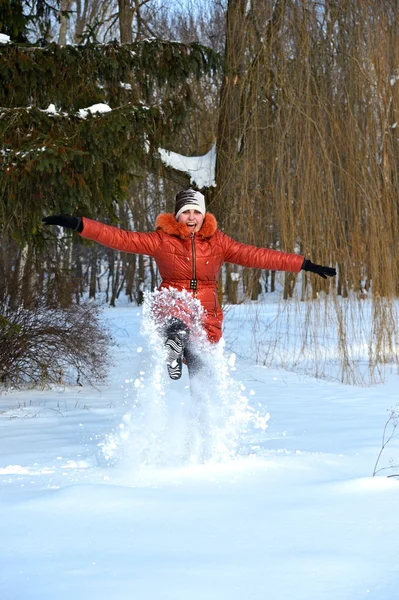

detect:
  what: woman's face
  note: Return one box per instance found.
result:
[177,209,204,233]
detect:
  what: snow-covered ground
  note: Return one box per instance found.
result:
[1,301,399,600]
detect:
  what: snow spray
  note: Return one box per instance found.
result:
[99,289,269,468]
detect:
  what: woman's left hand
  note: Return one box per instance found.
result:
[302,259,337,279]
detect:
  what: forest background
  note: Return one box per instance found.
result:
[1,0,399,386]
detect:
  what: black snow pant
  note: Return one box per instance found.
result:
[163,318,203,377]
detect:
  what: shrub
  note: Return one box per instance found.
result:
[0,286,111,387]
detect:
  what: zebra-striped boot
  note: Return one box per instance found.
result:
[165,333,184,380]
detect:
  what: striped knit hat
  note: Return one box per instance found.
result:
[174,189,206,220]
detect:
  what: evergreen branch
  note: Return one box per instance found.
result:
[0,40,222,111]
[0,100,192,238]
[0,101,150,119]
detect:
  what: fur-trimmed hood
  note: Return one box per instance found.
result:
[155,212,218,239]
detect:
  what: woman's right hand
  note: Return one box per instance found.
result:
[42,215,83,232]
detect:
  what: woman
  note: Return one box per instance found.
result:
[43,189,336,379]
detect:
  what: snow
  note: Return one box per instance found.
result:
[158,144,216,188]
[78,103,112,119]
[0,33,10,44]
[10,103,113,119]
[43,103,58,114]
[1,299,399,599]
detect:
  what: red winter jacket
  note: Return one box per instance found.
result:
[80,213,304,343]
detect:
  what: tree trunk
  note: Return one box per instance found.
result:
[225,263,239,304]
[213,0,247,225]
[58,0,73,45]
[20,244,35,308]
[137,254,145,305]
[251,269,262,301]
[110,254,122,307]
[149,256,157,291]
[118,0,133,43]
[59,232,74,307]
[89,248,98,299]
[75,249,82,304]
[283,272,295,300]
[125,255,136,302]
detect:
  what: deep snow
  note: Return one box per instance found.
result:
[1,301,399,600]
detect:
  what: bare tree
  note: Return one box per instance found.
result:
[118,0,133,42]
[58,0,74,44]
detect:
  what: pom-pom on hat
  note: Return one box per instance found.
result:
[175,189,206,220]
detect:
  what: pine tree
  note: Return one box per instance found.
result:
[0,0,59,43]
[0,0,29,42]
[0,38,222,240]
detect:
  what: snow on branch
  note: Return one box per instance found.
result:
[158,144,216,189]
[0,102,129,119]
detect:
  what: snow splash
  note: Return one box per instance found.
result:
[99,289,269,468]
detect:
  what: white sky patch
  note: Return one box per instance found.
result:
[0,33,11,44]
[158,143,216,188]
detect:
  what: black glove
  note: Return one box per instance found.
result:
[301,259,336,279]
[42,215,83,232]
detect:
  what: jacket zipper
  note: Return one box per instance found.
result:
[190,233,197,298]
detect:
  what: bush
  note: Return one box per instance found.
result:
[0,287,111,387]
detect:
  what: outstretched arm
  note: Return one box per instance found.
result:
[219,232,336,278]
[42,215,161,257]
[219,231,304,273]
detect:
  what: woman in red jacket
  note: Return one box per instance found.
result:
[43,189,336,379]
